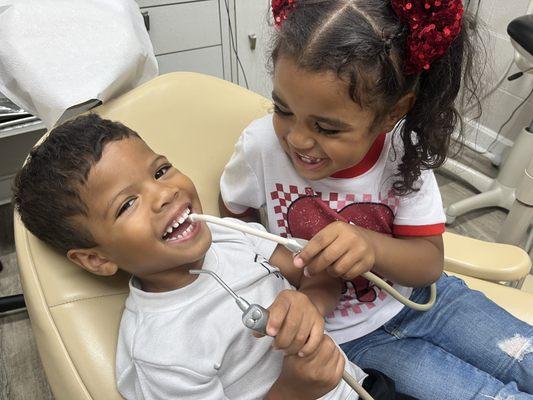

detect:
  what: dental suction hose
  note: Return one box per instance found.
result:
[189,213,436,311]
[190,269,373,400]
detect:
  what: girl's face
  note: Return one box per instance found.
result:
[272,56,389,180]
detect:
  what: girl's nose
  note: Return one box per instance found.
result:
[286,124,314,150]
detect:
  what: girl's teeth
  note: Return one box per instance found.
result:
[178,216,185,224]
[172,222,179,228]
[166,227,173,233]
[177,234,183,239]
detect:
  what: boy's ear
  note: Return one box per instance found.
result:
[67,248,118,276]
[383,93,416,131]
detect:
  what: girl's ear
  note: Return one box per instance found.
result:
[67,248,118,276]
[383,93,416,131]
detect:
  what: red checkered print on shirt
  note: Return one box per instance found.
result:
[270,183,400,238]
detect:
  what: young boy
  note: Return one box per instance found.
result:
[13,114,366,400]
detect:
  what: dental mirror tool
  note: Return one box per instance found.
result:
[188,213,436,311]
[189,268,373,400]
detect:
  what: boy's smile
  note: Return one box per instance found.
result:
[272,56,390,180]
[77,137,211,292]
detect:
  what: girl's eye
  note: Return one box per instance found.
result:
[117,198,135,218]
[315,122,340,136]
[273,104,293,117]
[155,164,171,179]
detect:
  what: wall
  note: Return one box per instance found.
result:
[469,0,533,156]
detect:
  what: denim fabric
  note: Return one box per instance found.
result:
[340,274,533,400]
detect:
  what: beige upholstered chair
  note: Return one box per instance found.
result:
[14,73,533,400]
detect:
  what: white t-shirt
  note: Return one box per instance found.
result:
[220,115,446,343]
[116,221,364,400]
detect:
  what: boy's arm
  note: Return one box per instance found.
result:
[269,245,342,316]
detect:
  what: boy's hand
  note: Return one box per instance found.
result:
[294,221,376,280]
[260,290,325,357]
[269,335,345,400]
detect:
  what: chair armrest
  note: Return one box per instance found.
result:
[443,231,531,283]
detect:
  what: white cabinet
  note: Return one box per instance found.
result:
[137,0,232,80]
[135,0,273,97]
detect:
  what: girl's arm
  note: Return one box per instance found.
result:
[294,221,443,288]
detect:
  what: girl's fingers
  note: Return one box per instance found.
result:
[293,226,338,268]
[326,250,360,278]
[305,240,349,276]
[340,260,369,281]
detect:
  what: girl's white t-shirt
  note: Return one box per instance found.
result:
[220,114,446,343]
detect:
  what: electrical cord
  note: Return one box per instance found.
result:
[223,0,250,89]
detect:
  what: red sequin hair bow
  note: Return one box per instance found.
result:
[272,0,296,28]
[391,0,464,75]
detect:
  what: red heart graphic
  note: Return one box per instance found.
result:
[286,195,393,240]
[286,195,394,304]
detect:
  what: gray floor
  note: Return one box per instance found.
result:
[0,146,526,400]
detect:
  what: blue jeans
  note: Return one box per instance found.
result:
[340,274,533,400]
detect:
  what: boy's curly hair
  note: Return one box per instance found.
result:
[271,0,483,194]
[12,114,139,254]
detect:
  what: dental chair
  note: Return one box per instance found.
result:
[14,72,533,400]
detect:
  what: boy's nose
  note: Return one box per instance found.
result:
[152,184,178,211]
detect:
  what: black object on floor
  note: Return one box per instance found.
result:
[0,294,26,314]
[363,369,418,400]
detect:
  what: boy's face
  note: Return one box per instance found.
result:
[76,137,211,291]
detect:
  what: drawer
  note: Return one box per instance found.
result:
[137,0,204,7]
[156,46,224,78]
[142,1,221,55]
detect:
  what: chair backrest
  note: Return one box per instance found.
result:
[14,72,272,400]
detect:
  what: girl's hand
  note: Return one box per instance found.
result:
[259,290,325,357]
[293,221,376,280]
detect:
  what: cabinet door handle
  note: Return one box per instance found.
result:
[141,11,150,31]
[248,33,257,50]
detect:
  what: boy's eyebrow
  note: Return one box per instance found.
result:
[272,91,352,129]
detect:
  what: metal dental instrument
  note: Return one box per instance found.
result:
[189,269,269,334]
[189,213,436,311]
[189,268,373,400]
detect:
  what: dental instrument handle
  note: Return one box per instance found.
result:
[189,213,303,251]
[189,214,436,311]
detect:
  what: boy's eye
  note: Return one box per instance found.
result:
[315,122,339,136]
[155,164,171,179]
[117,198,135,218]
[273,104,293,117]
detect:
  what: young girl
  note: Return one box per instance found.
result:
[219,0,533,399]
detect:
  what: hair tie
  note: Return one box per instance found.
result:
[272,0,296,28]
[391,0,464,75]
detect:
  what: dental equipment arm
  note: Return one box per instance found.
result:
[189,269,373,400]
[189,213,436,311]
